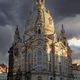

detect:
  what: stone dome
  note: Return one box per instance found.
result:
[24,0,56,41]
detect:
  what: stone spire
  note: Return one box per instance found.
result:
[59,24,68,46]
[13,25,21,44]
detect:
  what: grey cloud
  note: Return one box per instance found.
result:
[53,0,80,16]
[0,25,14,64]
[55,15,80,38]
[0,51,8,65]
[0,0,80,64]
[0,0,32,64]
[71,46,80,60]
[0,0,80,26]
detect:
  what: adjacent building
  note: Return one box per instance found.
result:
[7,0,73,80]
[72,64,80,80]
[0,63,8,74]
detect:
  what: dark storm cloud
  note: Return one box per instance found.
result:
[1,0,80,26]
[55,15,80,38]
[26,0,80,21]
[0,25,14,64]
[0,0,32,27]
[47,0,80,18]
[0,0,31,64]
[0,0,80,26]
[0,0,80,64]
[0,0,15,26]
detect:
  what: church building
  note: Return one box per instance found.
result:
[7,0,73,80]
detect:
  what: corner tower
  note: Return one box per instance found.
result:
[59,24,68,46]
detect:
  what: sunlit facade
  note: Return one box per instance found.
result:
[7,0,73,80]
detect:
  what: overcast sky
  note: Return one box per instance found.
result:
[0,0,80,65]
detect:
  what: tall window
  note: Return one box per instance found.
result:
[27,53,31,70]
[49,63,51,72]
[36,21,42,34]
[36,49,43,71]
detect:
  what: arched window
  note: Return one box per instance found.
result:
[49,63,51,72]
[37,49,42,63]
[38,29,41,34]
[38,76,42,80]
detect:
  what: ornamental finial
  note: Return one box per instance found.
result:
[35,0,45,6]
